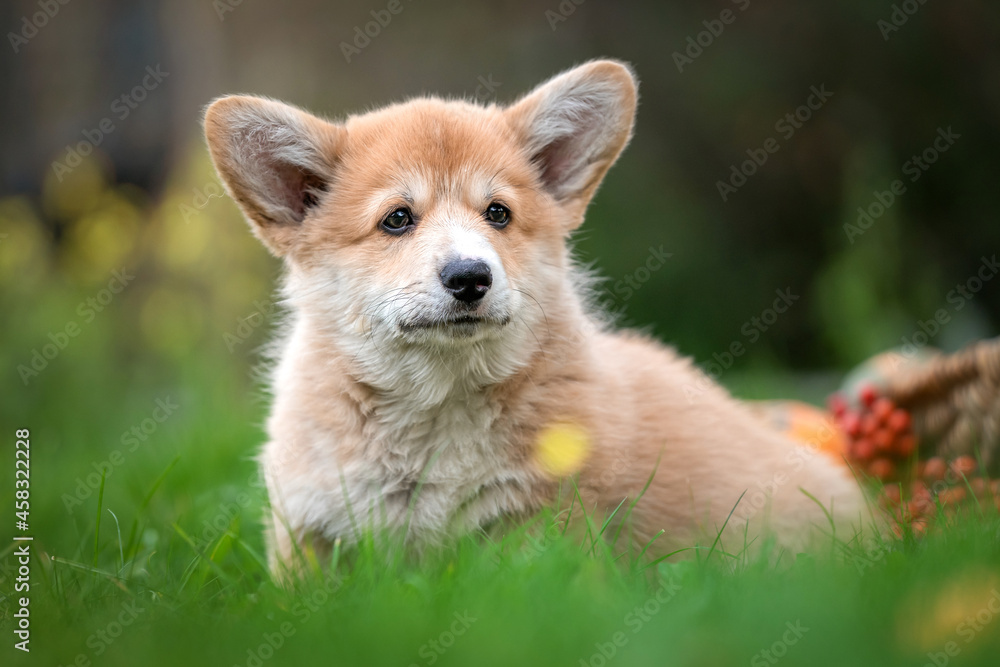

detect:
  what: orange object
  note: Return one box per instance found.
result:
[750,400,848,461]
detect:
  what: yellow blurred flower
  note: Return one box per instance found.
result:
[535,422,590,477]
[0,197,49,286]
[63,191,140,282]
[896,570,1000,654]
[153,198,211,269]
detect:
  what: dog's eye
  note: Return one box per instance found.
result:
[484,203,510,227]
[381,208,414,235]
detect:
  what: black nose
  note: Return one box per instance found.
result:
[440,259,492,303]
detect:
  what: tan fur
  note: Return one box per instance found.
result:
[204,60,867,578]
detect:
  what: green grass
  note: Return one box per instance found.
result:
[5,355,1000,667]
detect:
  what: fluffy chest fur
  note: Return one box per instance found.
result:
[261,317,550,550]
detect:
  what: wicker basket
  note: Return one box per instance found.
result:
[880,338,1000,471]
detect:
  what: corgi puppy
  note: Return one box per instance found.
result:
[204,60,867,576]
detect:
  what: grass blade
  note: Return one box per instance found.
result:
[92,470,106,568]
[705,490,746,564]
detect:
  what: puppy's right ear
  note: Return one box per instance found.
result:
[204,96,345,256]
[504,60,637,223]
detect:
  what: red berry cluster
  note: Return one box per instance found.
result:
[880,456,998,535]
[829,384,998,536]
[829,385,916,481]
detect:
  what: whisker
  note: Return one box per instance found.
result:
[511,288,550,338]
[514,312,544,358]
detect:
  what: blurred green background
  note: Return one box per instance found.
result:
[2,0,999,391]
[1,0,999,551]
[2,2,1000,665]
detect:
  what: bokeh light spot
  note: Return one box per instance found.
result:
[535,421,590,477]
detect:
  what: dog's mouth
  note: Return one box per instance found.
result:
[399,314,511,335]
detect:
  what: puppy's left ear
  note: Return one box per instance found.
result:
[505,60,637,221]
